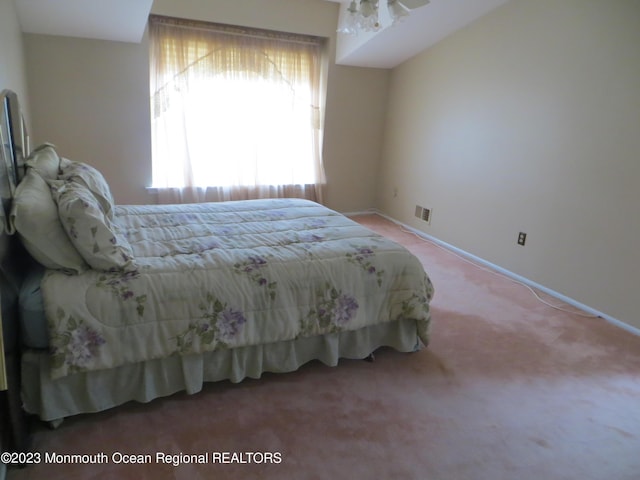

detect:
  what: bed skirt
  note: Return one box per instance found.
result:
[22,318,423,422]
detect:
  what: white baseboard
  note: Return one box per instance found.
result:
[341,209,378,217]
[349,210,640,338]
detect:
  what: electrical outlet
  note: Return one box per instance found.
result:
[517,232,527,246]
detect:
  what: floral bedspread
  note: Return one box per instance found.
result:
[41,199,434,379]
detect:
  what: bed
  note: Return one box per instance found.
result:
[0,89,434,426]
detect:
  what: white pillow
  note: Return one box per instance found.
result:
[24,143,61,180]
[10,169,88,274]
[59,157,115,220]
[50,180,135,272]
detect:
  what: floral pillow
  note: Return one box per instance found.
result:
[59,158,115,220]
[50,180,136,272]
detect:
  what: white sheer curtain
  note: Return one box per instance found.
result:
[149,16,326,204]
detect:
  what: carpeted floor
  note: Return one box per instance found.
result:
[8,214,640,480]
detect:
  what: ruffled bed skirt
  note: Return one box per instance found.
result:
[22,319,423,422]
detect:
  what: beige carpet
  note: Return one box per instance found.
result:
[9,214,640,480]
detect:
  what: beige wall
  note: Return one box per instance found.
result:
[377,0,640,330]
[0,0,30,124]
[24,0,389,212]
[25,34,152,204]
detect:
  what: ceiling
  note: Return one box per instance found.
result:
[333,0,510,68]
[14,0,509,69]
[15,0,154,43]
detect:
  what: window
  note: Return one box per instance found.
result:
[149,15,326,203]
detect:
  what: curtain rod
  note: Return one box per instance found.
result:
[149,15,324,47]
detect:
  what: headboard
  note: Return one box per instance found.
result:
[1,89,31,453]
[1,90,28,221]
[1,89,30,355]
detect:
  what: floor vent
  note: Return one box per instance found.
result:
[415,205,432,224]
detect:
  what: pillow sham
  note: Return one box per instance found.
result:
[50,180,136,272]
[59,157,115,220]
[10,169,88,274]
[24,143,61,180]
